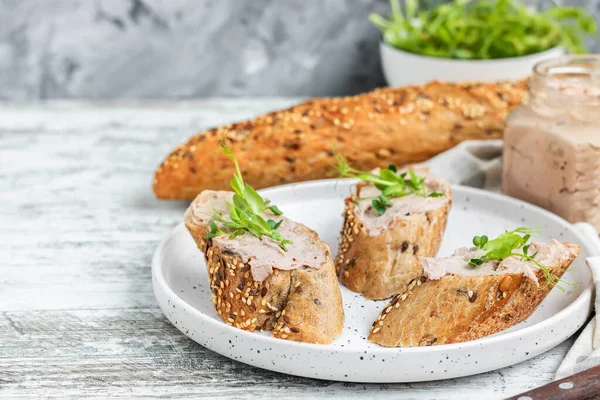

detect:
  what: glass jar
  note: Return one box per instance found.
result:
[502,55,600,232]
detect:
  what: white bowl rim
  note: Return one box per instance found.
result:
[153,180,595,355]
[380,41,564,65]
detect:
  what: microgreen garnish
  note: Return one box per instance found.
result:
[467,227,576,292]
[370,0,596,60]
[372,195,393,216]
[467,227,536,267]
[267,219,283,230]
[206,221,226,240]
[221,144,283,216]
[203,143,292,251]
[472,235,489,249]
[268,204,283,216]
[335,152,444,214]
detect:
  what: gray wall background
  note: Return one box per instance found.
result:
[0,0,597,100]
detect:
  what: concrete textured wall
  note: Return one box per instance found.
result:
[0,0,597,99]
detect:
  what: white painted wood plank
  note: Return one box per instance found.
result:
[0,100,571,398]
[0,309,573,399]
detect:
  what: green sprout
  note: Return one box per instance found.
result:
[468,227,577,292]
[335,152,444,215]
[370,0,596,60]
[204,143,292,251]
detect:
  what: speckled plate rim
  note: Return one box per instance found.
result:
[152,181,597,356]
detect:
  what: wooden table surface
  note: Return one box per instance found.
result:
[0,100,574,399]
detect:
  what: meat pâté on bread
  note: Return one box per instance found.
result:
[368,228,579,347]
[334,156,452,300]
[154,80,527,200]
[184,144,343,344]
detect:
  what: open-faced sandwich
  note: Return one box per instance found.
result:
[335,154,452,300]
[368,228,580,347]
[184,144,344,344]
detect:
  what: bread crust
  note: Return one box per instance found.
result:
[368,243,579,347]
[336,184,452,300]
[154,80,527,200]
[184,208,344,344]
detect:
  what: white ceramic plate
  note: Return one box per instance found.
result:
[152,180,598,383]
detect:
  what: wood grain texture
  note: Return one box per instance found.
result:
[507,364,600,399]
[0,100,576,399]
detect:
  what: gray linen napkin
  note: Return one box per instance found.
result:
[422,140,599,380]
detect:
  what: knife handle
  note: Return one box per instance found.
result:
[506,364,600,400]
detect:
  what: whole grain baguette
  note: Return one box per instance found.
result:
[368,243,579,347]
[154,80,527,200]
[336,172,452,300]
[184,201,344,344]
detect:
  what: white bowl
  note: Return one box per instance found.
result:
[380,42,565,86]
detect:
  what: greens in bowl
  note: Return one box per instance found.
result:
[370,0,597,60]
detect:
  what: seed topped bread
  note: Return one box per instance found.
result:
[185,190,344,344]
[153,80,527,200]
[368,240,579,347]
[336,167,452,300]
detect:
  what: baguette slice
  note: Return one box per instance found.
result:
[368,240,579,347]
[154,80,527,200]
[336,167,452,300]
[185,190,344,344]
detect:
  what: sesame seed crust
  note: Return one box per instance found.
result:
[368,244,579,347]
[153,80,528,200]
[335,180,452,300]
[184,205,344,344]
